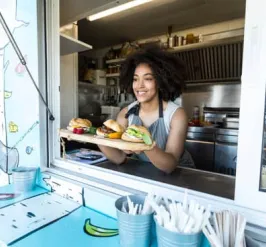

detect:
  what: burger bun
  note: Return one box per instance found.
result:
[69,118,92,128]
[103,119,124,132]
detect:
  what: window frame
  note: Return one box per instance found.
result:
[37,0,49,169]
[234,0,266,212]
[46,0,266,227]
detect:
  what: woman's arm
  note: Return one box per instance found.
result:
[144,108,188,174]
[98,107,128,165]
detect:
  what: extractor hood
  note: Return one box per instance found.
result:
[172,36,243,83]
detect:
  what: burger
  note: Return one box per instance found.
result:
[67,118,92,131]
[121,125,153,145]
[96,119,124,139]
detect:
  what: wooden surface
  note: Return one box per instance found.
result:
[59,129,153,151]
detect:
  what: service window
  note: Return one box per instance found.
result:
[47,0,266,226]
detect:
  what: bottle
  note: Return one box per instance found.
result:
[199,103,205,124]
[192,106,200,126]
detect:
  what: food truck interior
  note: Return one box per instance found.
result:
[58,0,246,199]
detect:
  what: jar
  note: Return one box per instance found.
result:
[186,33,194,44]
[177,36,184,46]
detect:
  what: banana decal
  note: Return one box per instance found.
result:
[9,121,18,133]
[84,218,118,237]
[4,91,12,99]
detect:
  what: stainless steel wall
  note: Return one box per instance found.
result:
[181,82,241,118]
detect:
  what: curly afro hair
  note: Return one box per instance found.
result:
[119,47,186,101]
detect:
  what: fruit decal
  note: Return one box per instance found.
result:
[9,121,18,133]
[4,91,12,99]
[15,55,27,75]
[84,218,118,237]
[25,146,33,155]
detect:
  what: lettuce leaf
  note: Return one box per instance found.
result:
[142,133,152,145]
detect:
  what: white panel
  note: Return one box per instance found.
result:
[0,193,80,245]
[84,187,120,218]
[60,53,78,128]
[235,0,266,211]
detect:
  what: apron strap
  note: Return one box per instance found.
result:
[125,98,164,119]
[125,103,140,119]
[159,97,164,118]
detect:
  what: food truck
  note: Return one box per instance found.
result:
[0,0,266,246]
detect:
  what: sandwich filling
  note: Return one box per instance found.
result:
[126,128,152,145]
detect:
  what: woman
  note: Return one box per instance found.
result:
[99,47,194,173]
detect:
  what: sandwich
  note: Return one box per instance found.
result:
[121,125,153,145]
[67,118,92,133]
[96,119,124,139]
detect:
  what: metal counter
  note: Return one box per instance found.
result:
[95,159,235,200]
[186,127,239,175]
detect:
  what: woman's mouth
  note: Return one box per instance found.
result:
[136,90,148,96]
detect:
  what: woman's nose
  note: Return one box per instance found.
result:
[138,78,145,87]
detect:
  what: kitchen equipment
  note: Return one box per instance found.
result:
[186,127,215,171]
[12,167,37,192]
[101,105,120,120]
[223,117,239,129]
[203,107,239,126]
[214,129,238,176]
[94,69,106,85]
[186,126,239,175]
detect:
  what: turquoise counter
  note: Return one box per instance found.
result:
[0,184,210,247]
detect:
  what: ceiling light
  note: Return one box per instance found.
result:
[87,0,153,21]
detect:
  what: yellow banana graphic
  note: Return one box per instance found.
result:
[9,122,18,133]
[4,91,12,99]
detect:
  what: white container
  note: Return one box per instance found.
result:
[94,69,106,85]
[12,167,37,193]
[101,106,120,120]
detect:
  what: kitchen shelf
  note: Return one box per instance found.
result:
[168,35,244,53]
[60,33,92,56]
[105,73,120,78]
[106,58,126,64]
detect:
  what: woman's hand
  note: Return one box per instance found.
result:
[123,141,156,155]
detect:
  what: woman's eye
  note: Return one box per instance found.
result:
[133,78,138,82]
[145,78,153,81]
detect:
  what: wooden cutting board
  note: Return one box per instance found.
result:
[59,129,153,151]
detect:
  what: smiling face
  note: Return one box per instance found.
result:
[132,63,158,103]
